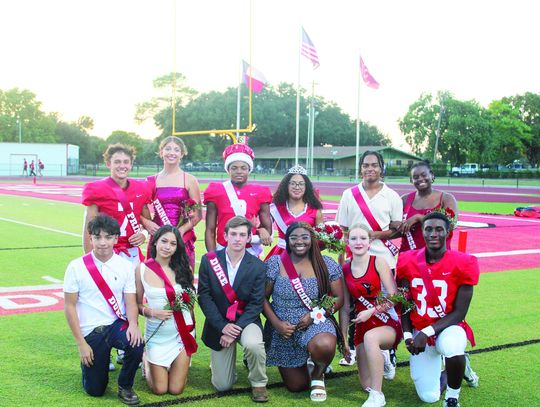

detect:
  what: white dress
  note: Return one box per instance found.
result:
[140,264,194,367]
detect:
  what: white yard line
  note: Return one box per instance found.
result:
[0,283,64,292]
[460,213,540,224]
[472,249,540,258]
[42,276,63,283]
[0,217,82,237]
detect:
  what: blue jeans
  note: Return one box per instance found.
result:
[81,319,144,396]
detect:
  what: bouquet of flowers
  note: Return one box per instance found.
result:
[309,294,337,325]
[429,207,458,230]
[313,223,346,254]
[164,287,197,312]
[178,199,203,227]
[375,287,416,315]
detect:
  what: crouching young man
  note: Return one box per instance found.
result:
[64,214,144,405]
[198,216,269,402]
[397,212,479,407]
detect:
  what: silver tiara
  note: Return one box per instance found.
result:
[288,165,307,175]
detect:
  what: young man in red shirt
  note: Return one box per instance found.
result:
[397,211,479,407]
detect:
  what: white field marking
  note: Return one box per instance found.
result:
[42,275,63,283]
[457,221,490,228]
[445,190,538,197]
[460,213,540,224]
[472,249,540,258]
[0,283,64,293]
[0,217,82,237]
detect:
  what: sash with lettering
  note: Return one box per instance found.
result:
[144,259,198,356]
[146,176,172,226]
[206,251,246,321]
[402,192,417,250]
[351,185,399,257]
[269,203,293,250]
[280,252,313,311]
[416,248,475,346]
[222,181,262,254]
[82,253,128,330]
[105,177,142,256]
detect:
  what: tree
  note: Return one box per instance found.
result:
[105,131,154,164]
[0,88,57,143]
[486,100,531,164]
[502,92,540,166]
[399,91,491,164]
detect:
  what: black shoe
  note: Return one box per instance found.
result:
[118,386,140,405]
[442,397,459,407]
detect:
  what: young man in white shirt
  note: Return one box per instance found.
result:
[64,214,144,405]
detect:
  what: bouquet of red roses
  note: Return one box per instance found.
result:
[429,207,458,230]
[313,223,346,254]
[164,287,198,312]
[178,199,203,227]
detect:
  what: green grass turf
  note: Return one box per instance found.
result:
[1,193,540,405]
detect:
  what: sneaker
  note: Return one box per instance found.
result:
[325,364,333,375]
[389,348,397,367]
[362,389,386,407]
[109,356,116,372]
[463,353,479,388]
[382,350,395,380]
[116,349,125,364]
[339,353,356,366]
[442,397,459,407]
[118,386,140,405]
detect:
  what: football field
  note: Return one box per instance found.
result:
[1,181,539,407]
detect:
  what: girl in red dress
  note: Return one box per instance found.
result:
[340,224,402,407]
[265,165,324,260]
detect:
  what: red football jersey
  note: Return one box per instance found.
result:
[397,249,479,330]
[82,177,151,248]
[203,181,272,246]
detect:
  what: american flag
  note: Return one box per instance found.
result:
[301,27,320,69]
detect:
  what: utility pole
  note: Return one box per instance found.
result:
[433,95,445,163]
[17,115,22,143]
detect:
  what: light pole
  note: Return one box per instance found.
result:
[433,96,445,163]
[16,116,22,143]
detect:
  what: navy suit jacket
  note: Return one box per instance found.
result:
[198,249,266,351]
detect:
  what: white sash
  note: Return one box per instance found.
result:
[223,180,247,216]
[269,203,288,235]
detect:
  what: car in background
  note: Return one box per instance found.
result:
[450,163,479,177]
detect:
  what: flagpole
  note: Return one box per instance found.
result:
[355,54,361,183]
[236,60,242,141]
[295,26,302,167]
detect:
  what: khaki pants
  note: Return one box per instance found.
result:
[210,323,267,391]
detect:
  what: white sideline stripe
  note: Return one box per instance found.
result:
[460,213,540,224]
[0,283,63,293]
[0,217,82,237]
[472,249,540,258]
[42,276,63,283]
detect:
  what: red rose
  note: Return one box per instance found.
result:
[445,208,455,218]
[334,228,343,240]
[185,199,197,207]
[181,292,190,303]
[324,224,333,234]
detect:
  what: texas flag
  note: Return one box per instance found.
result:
[360,56,380,89]
[243,60,267,93]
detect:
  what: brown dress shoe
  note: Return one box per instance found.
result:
[251,386,269,403]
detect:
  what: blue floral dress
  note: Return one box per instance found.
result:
[265,255,342,368]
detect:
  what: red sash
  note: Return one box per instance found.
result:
[144,259,197,356]
[147,176,172,226]
[280,252,313,311]
[82,253,127,330]
[105,177,141,237]
[402,192,417,250]
[416,249,475,346]
[351,185,399,256]
[206,251,246,322]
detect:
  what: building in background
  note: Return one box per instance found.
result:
[252,146,422,176]
[0,143,79,176]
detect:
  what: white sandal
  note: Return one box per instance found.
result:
[310,379,327,402]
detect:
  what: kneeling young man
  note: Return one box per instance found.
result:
[64,215,144,405]
[397,212,479,407]
[198,216,269,402]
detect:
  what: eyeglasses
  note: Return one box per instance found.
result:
[289,182,306,188]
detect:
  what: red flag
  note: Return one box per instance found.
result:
[301,28,320,69]
[242,60,266,93]
[360,56,379,89]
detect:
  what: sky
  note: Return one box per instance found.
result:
[1,0,539,150]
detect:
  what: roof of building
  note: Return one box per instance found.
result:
[252,145,421,161]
